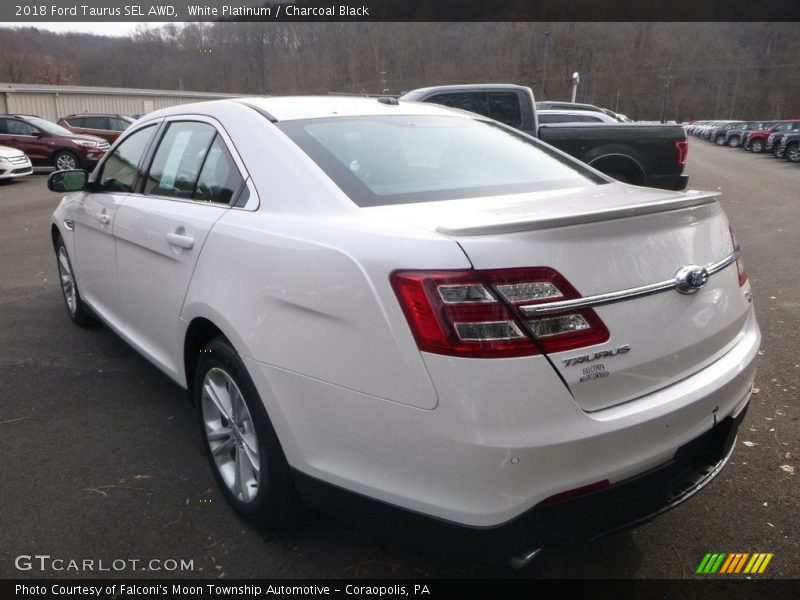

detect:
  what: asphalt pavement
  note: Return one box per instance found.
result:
[0,142,797,579]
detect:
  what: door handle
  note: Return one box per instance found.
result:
[96,213,110,225]
[166,231,195,250]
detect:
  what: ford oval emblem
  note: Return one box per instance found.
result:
[674,265,709,295]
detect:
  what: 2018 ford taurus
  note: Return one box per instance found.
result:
[48,97,759,564]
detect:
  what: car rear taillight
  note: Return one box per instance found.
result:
[674,139,688,166]
[391,268,609,358]
[729,227,748,287]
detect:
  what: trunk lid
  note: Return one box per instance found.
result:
[368,183,752,411]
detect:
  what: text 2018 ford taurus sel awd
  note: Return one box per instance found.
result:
[48,97,759,563]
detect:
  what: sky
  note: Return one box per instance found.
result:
[0,22,164,37]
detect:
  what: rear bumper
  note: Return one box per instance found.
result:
[250,310,759,532]
[647,173,688,191]
[294,402,747,557]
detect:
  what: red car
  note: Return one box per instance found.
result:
[0,114,109,170]
[743,121,799,153]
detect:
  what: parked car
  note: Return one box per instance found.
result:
[58,113,135,144]
[537,109,620,124]
[401,84,688,190]
[708,121,742,145]
[692,120,725,139]
[0,115,109,170]
[723,121,771,147]
[0,145,33,180]
[47,96,758,562]
[766,121,800,157]
[742,122,782,152]
[777,131,800,163]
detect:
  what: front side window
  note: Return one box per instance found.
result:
[277,115,602,207]
[98,124,157,193]
[20,116,73,136]
[4,119,38,136]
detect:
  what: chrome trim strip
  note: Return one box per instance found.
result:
[520,248,740,316]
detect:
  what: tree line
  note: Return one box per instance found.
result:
[0,22,797,121]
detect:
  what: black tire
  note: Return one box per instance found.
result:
[195,337,301,529]
[715,135,726,146]
[605,171,634,184]
[728,136,741,148]
[786,143,800,163]
[773,145,784,158]
[750,139,765,153]
[55,235,96,327]
[53,150,79,171]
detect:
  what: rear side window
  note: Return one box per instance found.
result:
[84,116,109,129]
[98,124,157,193]
[278,115,602,207]
[144,121,243,205]
[109,118,132,131]
[193,136,244,204]
[65,118,85,127]
[145,122,216,199]
[483,93,522,127]
[428,93,474,113]
[429,92,522,128]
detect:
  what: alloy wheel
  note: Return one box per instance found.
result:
[201,367,261,503]
[55,153,77,170]
[57,246,77,315]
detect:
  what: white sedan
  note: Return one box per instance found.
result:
[0,145,32,180]
[48,97,759,563]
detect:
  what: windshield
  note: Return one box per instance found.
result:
[24,116,74,136]
[277,116,603,207]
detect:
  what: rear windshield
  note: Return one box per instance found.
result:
[276,116,603,207]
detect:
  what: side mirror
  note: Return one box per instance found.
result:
[48,169,89,193]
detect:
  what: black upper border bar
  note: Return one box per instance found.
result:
[2,0,800,23]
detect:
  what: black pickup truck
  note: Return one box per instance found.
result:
[400,84,688,190]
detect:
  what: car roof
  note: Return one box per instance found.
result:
[405,83,530,95]
[149,96,476,123]
[61,113,133,118]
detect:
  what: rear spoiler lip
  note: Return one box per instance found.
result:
[435,190,720,237]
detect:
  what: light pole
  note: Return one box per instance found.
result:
[570,72,580,103]
[729,61,744,119]
[540,30,550,100]
[659,64,673,123]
